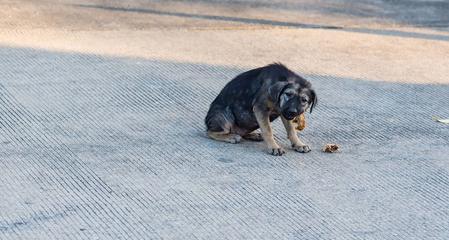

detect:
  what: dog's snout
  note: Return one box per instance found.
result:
[287,109,297,116]
[284,109,298,120]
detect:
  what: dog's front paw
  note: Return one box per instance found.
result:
[293,144,311,153]
[269,147,286,156]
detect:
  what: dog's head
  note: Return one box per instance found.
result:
[269,80,317,120]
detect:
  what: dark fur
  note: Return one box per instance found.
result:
[205,63,317,154]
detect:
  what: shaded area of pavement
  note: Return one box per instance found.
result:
[72,3,342,29]
[175,0,449,28]
[73,3,449,42]
[1,46,448,239]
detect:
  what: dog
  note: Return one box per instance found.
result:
[205,63,317,156]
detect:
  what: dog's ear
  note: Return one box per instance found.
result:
[268,81,288,103]
[309,89,317,113]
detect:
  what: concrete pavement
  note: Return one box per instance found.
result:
[0,1,449,239]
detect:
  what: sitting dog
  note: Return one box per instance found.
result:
[205,63,317,156]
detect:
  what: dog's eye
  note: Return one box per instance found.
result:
[285,92,294,98]
[301,97,308,103]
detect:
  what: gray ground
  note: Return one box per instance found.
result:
[1,1,449,239]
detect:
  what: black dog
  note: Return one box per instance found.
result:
[205,63,317,156]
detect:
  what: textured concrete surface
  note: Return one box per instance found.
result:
[1,1,449,240]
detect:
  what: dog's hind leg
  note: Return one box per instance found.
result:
[207,130,242,144]
[242,131,263,141]
[205,106,242,144]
